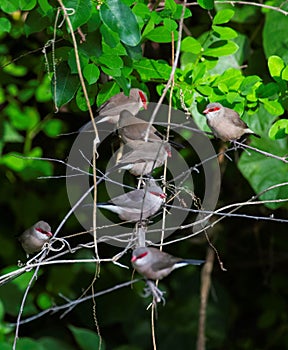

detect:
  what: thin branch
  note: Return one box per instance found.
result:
[11,279,141,326]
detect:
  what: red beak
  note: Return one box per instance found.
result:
[131,256,137,262]
[203,108,209,114]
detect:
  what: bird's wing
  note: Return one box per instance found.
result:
[224,107,248,128]
[110,189,144,209]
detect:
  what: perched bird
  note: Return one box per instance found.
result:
[118,110,163,143]
[97,180,165,222]
[116,140,172,176]
[18,221,53,256]
[80,89,148,131]
[203,102,260,141]
[131,247,205,280]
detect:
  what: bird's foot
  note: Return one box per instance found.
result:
[143,280,166,305]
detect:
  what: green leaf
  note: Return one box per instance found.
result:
[38,0,52,13]
[165,0,177,14]
[19,0,37,10]
[282,66,288,80]
[0,153,26,171]
[76,85,97,111]
[63,0,92,30]
[100,0,141,46]
[96,82,120,107]
[261,99,284,116]
[212,25,238,40]
[100,24,120,48]
[37,293,53,309]
[197,0,214,10]
[69,325,105,350]
[1,0,20,13]
[240,75,262,95]
[268,55,285,78]
[98,54,123,69]
[83,64,100,85]
[181,37,202,54]
[0,18,11,34]
[204,41,238,57]
[2,122,24,143]
[269,119,288,140]
[163,18,178,32]
[14,337,44,350]
[68,49,89,74]
[7,105,40,130]
[213,9,234,24]
[238,137,288,209]
[133,58,172,81]
[42,119,63,137]
[53,63,80,108]
[24,7,50,35]
[256,82,279,99]
[263,7,288,64]
[145,26,178,43]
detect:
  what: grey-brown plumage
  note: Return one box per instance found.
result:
[97,180,165,222]
[131,247,204,280]
[18,221,52,256]
[117,140,172,176]
[80,89,147,131]
[118,110,162,143]
[203,102,260,141]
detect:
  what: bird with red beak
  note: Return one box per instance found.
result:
[80,88,148,131]
[131,247,204,280]
[203,102,260,141]
[18,221,53,257]
[117,110,163,143]
[97,180,166,222]
[116,140,172,176]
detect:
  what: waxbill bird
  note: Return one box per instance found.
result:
[18,221,53,256]
[118,110,163,143]
[116,141,172,176]
[97,180,165,222]
[131,247,205,280]
[80,89,148,131]
[203,102,260,141]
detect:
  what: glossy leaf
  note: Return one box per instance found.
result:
[181,37,202,54]
[269,119,288,140]
[197,0,214,10]
[204,41,238,57]
[63,0,92,30]
[268,55,285,78]
[83,64,100,84]
[69,325,105,350]
[96,82,120,107]
[145,26,178,43]
[53,63,80,108]
[100,0,140,46]
[133,58,172,80]
[213,9,234,25]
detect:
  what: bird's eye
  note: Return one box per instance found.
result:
[212,107,220,112]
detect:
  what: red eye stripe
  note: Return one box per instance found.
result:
[131,251,148,262]
[138,91,147,109]
[149,191,166,199]
[36,227,53,237]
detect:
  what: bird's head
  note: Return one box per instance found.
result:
[34,221,53,241]
[203,102,223,118]
[131,247,150,265]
